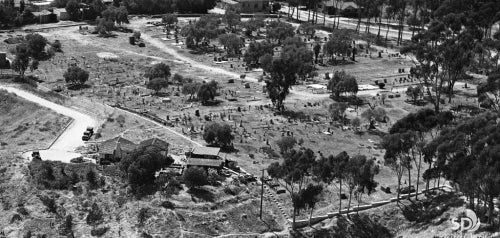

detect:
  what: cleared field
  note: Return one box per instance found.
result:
[0,89,71,152]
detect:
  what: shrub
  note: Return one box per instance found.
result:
[160,201,175,210]
[90,227,109,237]
[17,206,29,216]
[39,195,57,214]
[183,166,208,188]
[10,214,22,223]
[138,207,149,226]
[86,203,103,226]
[275,136,296,154]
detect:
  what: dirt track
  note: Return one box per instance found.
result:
[0,85,98,162]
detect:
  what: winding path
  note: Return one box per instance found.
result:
[0,85,98,163]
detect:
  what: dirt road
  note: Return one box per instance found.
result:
[0,85,98,163]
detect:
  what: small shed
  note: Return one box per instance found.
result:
[54,8,69,21]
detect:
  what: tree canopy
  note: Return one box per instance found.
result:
[120,146,174,196]
[64,66,89,88]
[203,122,234,148]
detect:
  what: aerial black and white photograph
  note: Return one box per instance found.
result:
[0,0,499,237]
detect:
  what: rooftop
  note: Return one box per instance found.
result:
[192,146,221,156]
[187,158,223,168]
[140,137,169,151]
[99,136,137,154]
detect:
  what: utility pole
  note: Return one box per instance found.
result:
[259,169,265,220]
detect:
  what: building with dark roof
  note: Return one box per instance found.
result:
[322,1,360,17]
[139,137,169,156]
[221,0,269,13]
[97,136,137,164]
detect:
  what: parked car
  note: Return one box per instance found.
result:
[398,185,416,194]
[82,127,94,141]
[276,187,286,194]
[31,151,41,160]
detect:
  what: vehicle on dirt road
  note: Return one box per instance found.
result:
[31,151,41,160]
[82,127,94,141]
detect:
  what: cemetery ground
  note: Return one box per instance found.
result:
[0,16,485,237]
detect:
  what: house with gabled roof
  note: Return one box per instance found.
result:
[97,136,137,164]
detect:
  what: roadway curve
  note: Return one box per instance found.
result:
[0,85,98,163]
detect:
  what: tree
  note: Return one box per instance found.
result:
[328,102,348,122]
[65,0,79,21]
[0,4,17,26]
[327,71,358,99]
[242,17,265,37]
[218,33,243,56]
[323,30,352,63]
[275,136,296,154]
[95,17,115,36]
[25,33,47,59]
[401,7,480,111]
[86,169,98,188]
[175,0,217,14]
[389,108,453,200]
[267,162,283,181]
[52,40,63,52]
[259,54,273,72]
[146,78,169,94]
[361,107,387,123]
[183,166,208,188]
[353,156,379,212]
[406,85,423,104]
[351,117,361,130]
[243,41,273,66]
[223,9,240,32]
[120,146,174,196]
[11,44,31,79]
[266,21,295,44]
[182,82,201,100]
[301,184,323,225]
[86,203,103,227]
[265,37,315,110]
[425,112,500,223]
[478,72,500,111]
[197,80,218,105]
[203,122,234,147]
[181,15,220,47]
[271,148,317,225]
[313,44,321,63]
[162,13,178,26]
[272,2,281,13]
[298,22,316,37]
[144,62,171,81]
[64,66,89,87]
[382,132,414,203]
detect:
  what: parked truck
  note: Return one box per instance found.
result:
[82,127,94,141]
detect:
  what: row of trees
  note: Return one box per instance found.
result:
[268,148,379,224]
[383,103,500,225]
